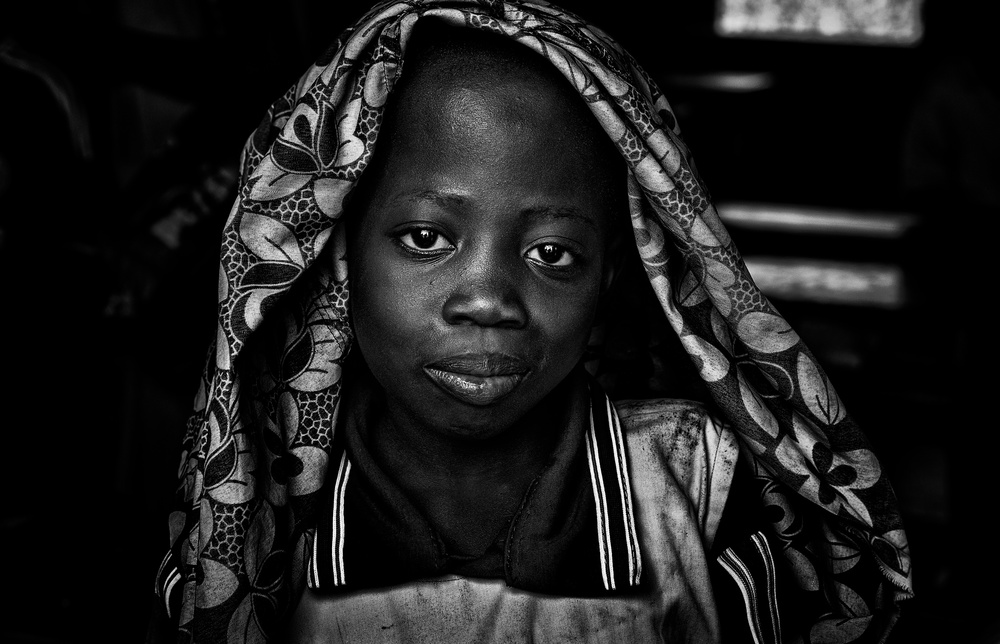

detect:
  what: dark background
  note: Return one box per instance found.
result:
[1,0,996,641]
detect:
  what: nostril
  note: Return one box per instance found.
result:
[442,289,527,328]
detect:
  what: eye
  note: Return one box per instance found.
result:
[396,227,454,253]
[525,242,574,267]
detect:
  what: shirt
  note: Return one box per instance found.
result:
[288,385,739,643]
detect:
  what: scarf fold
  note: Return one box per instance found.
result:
[156,1,913,641]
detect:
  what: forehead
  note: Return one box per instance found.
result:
[395,25,596,137]
[358,22,622,226]
[398,71,602,175]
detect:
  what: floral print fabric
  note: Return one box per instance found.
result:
[159,1,913,641]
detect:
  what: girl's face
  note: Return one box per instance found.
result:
[348,52,620,442]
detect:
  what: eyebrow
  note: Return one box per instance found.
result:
[403,190,467,211]
[401,190,598,229]
[521,205,598,230]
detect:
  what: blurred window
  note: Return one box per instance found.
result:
[743,257,906,308]
[715,0,923,45]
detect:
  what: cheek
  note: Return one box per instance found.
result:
[353,270,417,344]
[530,280,601,361]
[350,250,441,366]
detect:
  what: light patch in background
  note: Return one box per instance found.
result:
[663,71,776,93]
[718,202,918,238]
[715,0,924,45]
[744,256,906,308]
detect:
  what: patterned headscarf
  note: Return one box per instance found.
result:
[157,1,913,641]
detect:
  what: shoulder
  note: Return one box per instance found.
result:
[613,397,739,546]
[613,398,735,475]
[614,398,719,439]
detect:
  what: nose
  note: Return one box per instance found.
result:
[441,261,528,329]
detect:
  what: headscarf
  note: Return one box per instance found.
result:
[157,1,913,641]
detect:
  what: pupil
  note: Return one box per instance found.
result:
[541,244,562,263]
[414,229,437,249]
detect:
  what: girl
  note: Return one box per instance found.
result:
[151,1,912,642]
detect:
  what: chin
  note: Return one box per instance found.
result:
[426,404,530,442]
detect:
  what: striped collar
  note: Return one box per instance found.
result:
[307,369,642,596]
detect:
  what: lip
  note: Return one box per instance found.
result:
[425,352,530,406]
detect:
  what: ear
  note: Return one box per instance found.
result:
[599,209,631,302]
[600,251,621,300]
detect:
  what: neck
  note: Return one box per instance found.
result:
[371,391,561,486]
[364,377,571,555]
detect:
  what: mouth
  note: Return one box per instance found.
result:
[424,353,530,406]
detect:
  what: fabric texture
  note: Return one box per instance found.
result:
[284,397,738,644]
[154,1,914,641]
